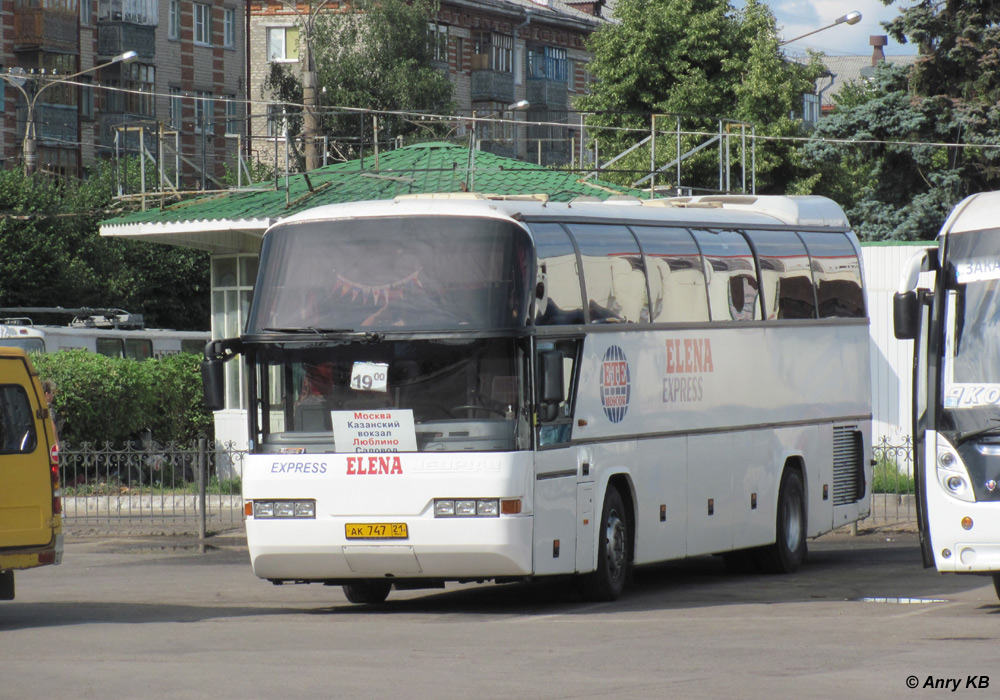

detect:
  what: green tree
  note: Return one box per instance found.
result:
[576,0,823,193]
[798,63,959,241]
[798,1,1000,240]
[0,164,209,329]
[264,0,454,165]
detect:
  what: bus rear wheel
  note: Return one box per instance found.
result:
[343,580,392,604]
[762,468,807,574]
[578,487,629,602]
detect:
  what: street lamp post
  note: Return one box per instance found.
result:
[0,50,138,175]
[273,0,335,172]
[779,11,862,46]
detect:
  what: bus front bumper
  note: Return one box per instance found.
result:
[930,500,1000,573]
[247,516,534,582]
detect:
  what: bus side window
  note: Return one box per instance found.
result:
[0,385,37,454]
[537,338,580,446]
[96,337,124,358]
[692,229,761,322]
[125,339,153,360]
[745,230,817,320]
[798,231,866,318]
[566,223,649,324]
[530,223,585,325]
[633,226,709,323]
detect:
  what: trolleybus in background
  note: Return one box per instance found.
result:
[203,193,872,604]
[894,191,1000,602]
[0,308,208,359]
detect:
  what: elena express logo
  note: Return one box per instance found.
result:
[600,345,630,423]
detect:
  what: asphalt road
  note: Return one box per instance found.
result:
[1,528,997,700]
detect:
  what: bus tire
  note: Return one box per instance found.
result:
[342,580,392,604]
[578,486,629,602]
[762,468,807,574]
[993,574,1000,603]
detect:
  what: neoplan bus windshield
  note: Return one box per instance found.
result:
[247,216,532,333]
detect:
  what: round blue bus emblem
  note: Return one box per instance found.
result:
[600,345,630,423]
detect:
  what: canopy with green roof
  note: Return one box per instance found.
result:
[100,142,640,254]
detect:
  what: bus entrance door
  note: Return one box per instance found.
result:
[532,447,591,576]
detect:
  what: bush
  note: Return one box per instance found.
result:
[872,455,915,495]
[31,350,213,446]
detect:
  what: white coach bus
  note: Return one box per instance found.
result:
[202,193,872,604]
[895,191,1000,602]
[0,308,207,359]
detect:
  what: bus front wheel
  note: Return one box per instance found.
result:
[763,468,807,574]
[343,580,392,604]
[578,487,629,602]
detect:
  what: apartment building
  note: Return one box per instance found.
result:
[249,0,605,169]
[1,0,246,186]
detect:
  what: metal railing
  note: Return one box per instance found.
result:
[865,435,916,525]
[60,439,246,534]
[57,435,918,534]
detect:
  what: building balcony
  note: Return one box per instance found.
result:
[16,103,78,146]
[525,79,568,109]
[98,22,156,61]
[13,7,79,53]
[470,69,515,104]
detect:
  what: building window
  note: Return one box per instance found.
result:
[473,32,513,73]
[224,7,236,48]
[478,100,515,143]
[455,37,464,72]
[194,91,214,132]
[527,45,567,81]
[169,86,183,129]
[212,255,258,409]
[108,62,154,116]
[428,22,448,63]
[225,96,240,136]
[81,0,92,24]
[98,0,157,25]
[267,26,299,62]
[266,103,287,138]
[194,2,212,45]
[42,54,78,106]
[168,0,180,39]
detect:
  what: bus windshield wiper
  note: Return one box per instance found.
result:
[263,326,354,334]
[956,419,1000,443]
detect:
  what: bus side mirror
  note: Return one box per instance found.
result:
[893,291,919,340]
[201,338,242,412]
[201,357,226,412]
[539,351,565,422]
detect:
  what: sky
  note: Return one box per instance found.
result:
[731,1,918,58]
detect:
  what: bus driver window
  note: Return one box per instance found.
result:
[537,338,580,446]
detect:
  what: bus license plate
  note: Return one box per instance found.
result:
[345,523,408,539]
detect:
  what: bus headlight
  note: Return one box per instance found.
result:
[433,498,500,517]
[936,438,975,503]
[252,500,316,518]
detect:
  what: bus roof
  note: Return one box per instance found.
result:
[939,191,1000,236]
[272,193,851,231]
